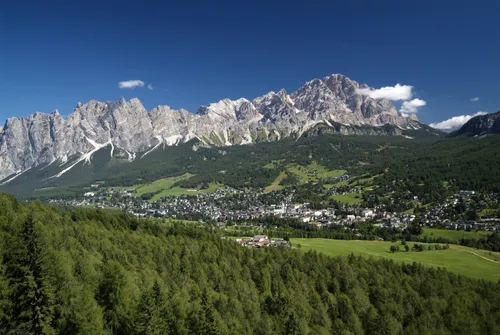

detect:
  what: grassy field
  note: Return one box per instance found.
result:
[264,161,346,192]
[329,179,349,187]
[351,173,382,186]
[330,192,363,205]
[322,171,382,190]
[286,162,346,183]
[479,208,498,217]
[109,173,224,201]
[291,238,500,282]
[150,182,224,201]
[422,228,489,242]
[133,173,195,197]
[264,171,286,193]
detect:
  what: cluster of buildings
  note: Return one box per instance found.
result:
[52,184,500,233]
[235,235,291,248]
[416,191,499,232]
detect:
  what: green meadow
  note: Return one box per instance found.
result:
[330,192,364,204]
[291,238,500,282]
[133,173,195,197]
[150,182,223,201]
[264,161,346,192]
[109,173,224,201]
[285,161,346,182]
[422,228,489,242]
[264,171,286,193]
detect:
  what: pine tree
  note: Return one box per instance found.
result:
[0,262,11,330]
[8,214,55,334]
[96,260,134,334]
[135,280,169,335]
[197,292,219,335]
[284,313,303,335]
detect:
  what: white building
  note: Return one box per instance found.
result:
[361,209,374,218]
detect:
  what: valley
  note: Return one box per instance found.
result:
[3,2,499,333]
[4,134,499,256]
[0,95,498,335]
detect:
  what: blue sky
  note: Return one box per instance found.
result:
[1,0,498,126]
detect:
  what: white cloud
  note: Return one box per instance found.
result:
[357,82,428,115]
[147,84,153,90]
[118,80,145,89]
[429,111,488,131]
[356,84,413,101]
[400,98,427,114]
[469,97,480,102]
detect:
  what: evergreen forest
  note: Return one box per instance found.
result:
[0,193,498,334]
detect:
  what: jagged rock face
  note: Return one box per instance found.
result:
[65,98,154,152]
[452,112,500,136]
[149,106,194,145]
[0,73,419,180]
[291,74,401,124]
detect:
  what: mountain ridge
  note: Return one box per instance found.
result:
[0,73,422,181]
[451,111,500,137]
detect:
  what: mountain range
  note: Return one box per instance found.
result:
[451,111,500,137]
[0,74,431,182]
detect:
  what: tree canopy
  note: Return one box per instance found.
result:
[0,193,498,334]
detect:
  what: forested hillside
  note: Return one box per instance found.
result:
[3,134,500,202]
[0,193,499,334]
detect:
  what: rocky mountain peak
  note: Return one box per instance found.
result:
[277,88,288,99]
[0,73,420,181]
[195,105,210,116]
[197,98,251,120]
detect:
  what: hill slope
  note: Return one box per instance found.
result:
[4,132,500,201]
[0,193,499,334]
[0,133,440,199]
[451,111,500,136]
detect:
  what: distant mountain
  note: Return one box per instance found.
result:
[429,112,489,133]
[451,112,500,137]
[0,74,428,182]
